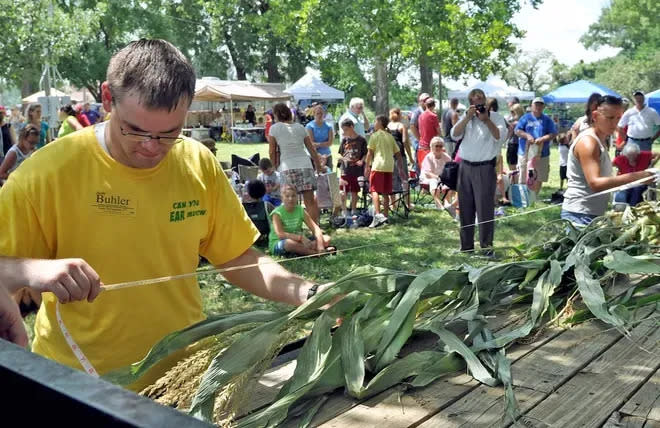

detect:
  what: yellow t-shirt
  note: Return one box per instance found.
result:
[368,130,400,172]
[0,126,259,391]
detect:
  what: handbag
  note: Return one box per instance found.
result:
[439,161,460,191]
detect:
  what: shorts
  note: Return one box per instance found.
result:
[536,156,550,182]
[560,210,597,227]
[422,178,440,192]
[281,168,317,193]
[341,174,361,193]
[417,148,430,167]
[272,236,316,256]
[370,170,393,194]
[559,165,567,181]
[506,141,518,166]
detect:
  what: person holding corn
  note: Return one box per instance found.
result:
[0,39,321,391]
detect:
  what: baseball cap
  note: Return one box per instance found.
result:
[532,97,545,104]
[633,90,644,96]
[418,93,430,103]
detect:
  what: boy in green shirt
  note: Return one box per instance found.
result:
[365,115,407,227]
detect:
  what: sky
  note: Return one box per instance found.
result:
[445,0,621,89]
[513,0,620,66]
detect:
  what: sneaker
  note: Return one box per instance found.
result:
[369,213,388,228]
[494,207,505,217]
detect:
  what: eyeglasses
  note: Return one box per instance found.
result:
[118,125,182,145]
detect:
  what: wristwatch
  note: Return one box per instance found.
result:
[307,283,319,300]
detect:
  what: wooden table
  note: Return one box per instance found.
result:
[236,305,660,427]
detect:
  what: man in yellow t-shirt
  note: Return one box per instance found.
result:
[0,39,319,392]
[365,115,406,227]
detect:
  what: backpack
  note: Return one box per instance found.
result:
[440,161,460,191]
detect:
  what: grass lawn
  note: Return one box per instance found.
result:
[202,138,566,315]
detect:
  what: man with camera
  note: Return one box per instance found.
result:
[450,89,507,256]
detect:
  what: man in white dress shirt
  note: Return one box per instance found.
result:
[617,91,660,151]
[451,88,507,255]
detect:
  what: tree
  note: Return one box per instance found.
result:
[0,0,98,96]
[502,49,554,93]
[581,0,660,54]
[398,0,542,101]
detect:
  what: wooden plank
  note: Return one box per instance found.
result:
[603,412,659,428]
[619,368,660,422]
[418,319,623,427]
[518,318,660,428]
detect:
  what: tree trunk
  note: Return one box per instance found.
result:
[264,41,283,83]
[224,31,247,80]
[437,70,443,103]
[419,52,433,95]
[374,56,389,116]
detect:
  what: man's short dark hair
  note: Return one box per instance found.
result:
[247,180,266,200]
[375,115,389,129]
[450,97,459,106]
[273,103,292,122]
[107,39,196,111]
[340,119,354,128]
[259,158,273,170]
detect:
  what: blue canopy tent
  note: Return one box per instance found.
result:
[543,80,622,104]
[646,89,660,113]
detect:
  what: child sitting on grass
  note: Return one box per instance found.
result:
[269,185,335,256]
[258,157,282,206]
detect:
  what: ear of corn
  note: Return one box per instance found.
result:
[105,202,660,427]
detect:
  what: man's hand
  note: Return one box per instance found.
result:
[466,105,477,120]
[534,137,545,146]
[0,285,28,347]
[356,159,364,167]
[24,259,103,304]
[526,134,535,144]
[645,168,660,185]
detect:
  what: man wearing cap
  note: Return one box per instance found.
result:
[514,97,557,193]
[451,88,507,255]
[617,91,660,151]
[417,98,440,166]
[441,98,460,157]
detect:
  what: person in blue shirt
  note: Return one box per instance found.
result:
[82,103,101,125]
[305,105,334,170]
[515,97,557,193]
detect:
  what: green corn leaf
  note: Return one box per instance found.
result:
[358,351,447,399]
[340,314,366,397]
[103,310,286,385]
[472,260,562,352]
[603,250,660,274]
[410,352,465,387]
[574,261,625,328]
[374,270,447,370]
[430,326,499,386]
[189,317,289,422]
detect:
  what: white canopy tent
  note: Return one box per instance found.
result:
[22,89,69,103]
[284,72,344,102]
[447,76,535,101]
[192,78,292,141]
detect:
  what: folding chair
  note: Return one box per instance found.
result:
[408,172,434,206]
[238,165,259,182]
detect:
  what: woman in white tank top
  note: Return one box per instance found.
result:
[561,96,656,226]
[0,123,40,182]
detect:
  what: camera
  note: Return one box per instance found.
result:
[474,104,486,114]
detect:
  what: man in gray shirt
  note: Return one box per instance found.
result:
[451,88,507,255]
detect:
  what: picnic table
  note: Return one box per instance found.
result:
[236,304,659,427]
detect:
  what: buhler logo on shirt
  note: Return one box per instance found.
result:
[91,192,136,216]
